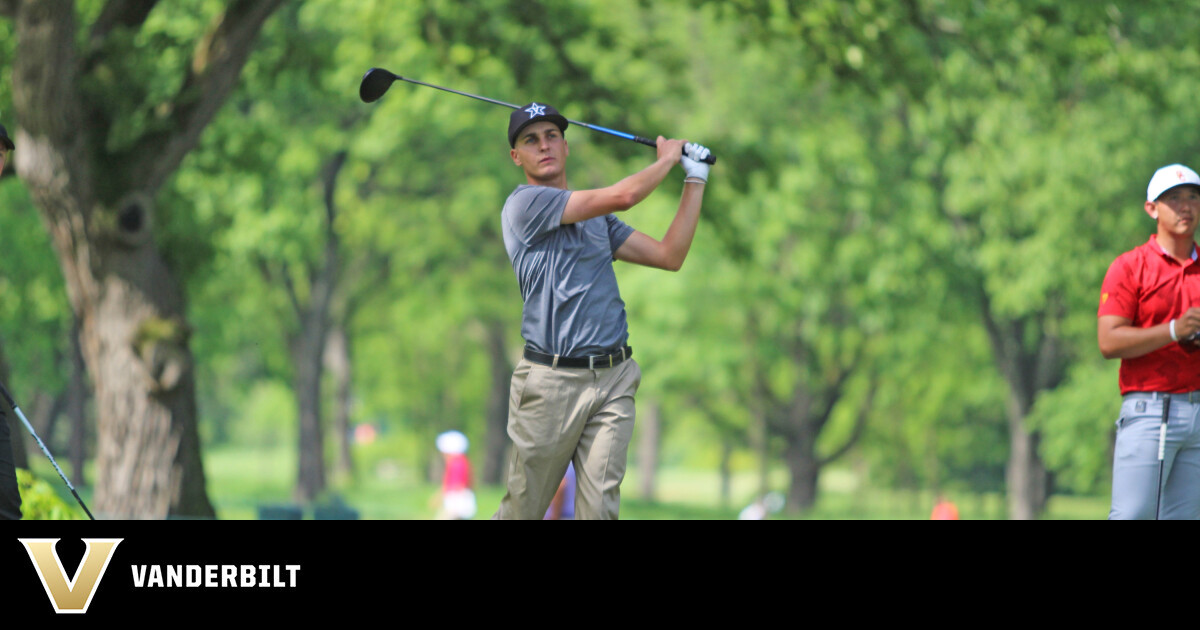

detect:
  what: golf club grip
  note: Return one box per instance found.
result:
[1159,394,1171,461]
[1159,419,1169,461]
[632,135,717,165]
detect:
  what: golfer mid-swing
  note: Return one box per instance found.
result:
[494,103,711,519]
[1099,164,1200,519]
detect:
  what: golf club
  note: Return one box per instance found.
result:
[359,68,716,165]
[1155,393,1170,520]
[0,380,95,520]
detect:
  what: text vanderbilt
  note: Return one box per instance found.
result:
[131,564,300,588]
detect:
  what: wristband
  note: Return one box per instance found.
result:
[1171,319,1179,342]
[684,177,707,185]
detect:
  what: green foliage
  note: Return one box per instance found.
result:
[1027,359,1120,494]
[0,165,73,400]
[7,0,1200,516]
[17,469,85,520]
[226,379,298,447]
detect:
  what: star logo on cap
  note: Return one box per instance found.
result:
[525,103,546,119]
[1179,169,1186,181]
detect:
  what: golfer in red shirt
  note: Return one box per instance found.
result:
[1099,163,1200,519]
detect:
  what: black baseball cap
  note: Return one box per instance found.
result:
[0,123,13,151]
[508,102,568,147]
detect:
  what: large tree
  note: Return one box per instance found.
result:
[4,0,283,518]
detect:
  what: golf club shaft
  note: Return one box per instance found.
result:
[371,69,716,164]
[394,74,522,110]
[1155,394,1170,520]
[0,380,95,520]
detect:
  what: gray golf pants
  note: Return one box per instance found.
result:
[493,357,640,520]
[1110,392,1200,520]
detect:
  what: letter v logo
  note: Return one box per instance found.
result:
[19,538,123,614]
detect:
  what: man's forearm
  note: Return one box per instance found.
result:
[612,156,677,208]
[660,182,705,271]
[1099,322,1175,359]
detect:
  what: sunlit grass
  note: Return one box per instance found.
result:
[196,444,1109,520]
[20,443,1107,520]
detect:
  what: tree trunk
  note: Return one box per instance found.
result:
[288,151,346,503]
[325,324,354,480]
[1005,400,1048,520]
[482,319,512,485]
[784,438,820,512]
[292,318,327,503]
[980,302,1057,520]
[637,400,660,501]
[17,145,212,518]
[68,319,89,485]
[10,0,282,518]
[719,439,732,510]
[755,416,770,497]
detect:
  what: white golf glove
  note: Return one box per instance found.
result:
[682,142,711,182]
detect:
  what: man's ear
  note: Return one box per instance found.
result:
[1145,200,1158,220]
[511,147,521,166]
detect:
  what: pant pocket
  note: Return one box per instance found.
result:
[1114,413,1160,461]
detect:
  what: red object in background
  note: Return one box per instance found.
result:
[442,453,472,492]
[931,499,960,520]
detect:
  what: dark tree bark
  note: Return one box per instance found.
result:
[749,307,871,514]
[718,439,732,509]
[68,317,89,485]
[261,150,347,503]
[637,400,661,502]
[979,294,1064,520]
[8,0,284,518]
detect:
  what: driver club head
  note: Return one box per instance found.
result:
[359,68,399,103]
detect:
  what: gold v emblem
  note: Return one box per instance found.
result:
[19,538,123,614]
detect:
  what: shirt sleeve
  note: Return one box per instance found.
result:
[505,186,571,246]
[1098,253,1138,320]
[605,214,636,253]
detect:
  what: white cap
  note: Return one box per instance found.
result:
[436,430,468,455]
[1147,164,1200,201]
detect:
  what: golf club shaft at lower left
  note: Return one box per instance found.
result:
[0,381,95,520]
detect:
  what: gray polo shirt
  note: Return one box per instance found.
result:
[501,184,636,357]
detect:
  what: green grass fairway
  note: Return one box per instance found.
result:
[195,444,1108,520]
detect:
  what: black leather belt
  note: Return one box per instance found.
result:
[524,345,632,369]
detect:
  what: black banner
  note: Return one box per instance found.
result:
[4,520,483,620]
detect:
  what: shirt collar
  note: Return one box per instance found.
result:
[1149,235,1198,262]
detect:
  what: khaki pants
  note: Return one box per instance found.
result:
[493,358,641,520]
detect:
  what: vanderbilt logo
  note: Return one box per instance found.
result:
[19,538,123,614]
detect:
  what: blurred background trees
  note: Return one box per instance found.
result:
[1,0,1198,518]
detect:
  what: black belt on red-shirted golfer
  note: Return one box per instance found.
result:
[523,345,632,369]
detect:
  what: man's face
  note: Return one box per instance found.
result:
[1149,185,1200,236]
[510,121,568,181]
